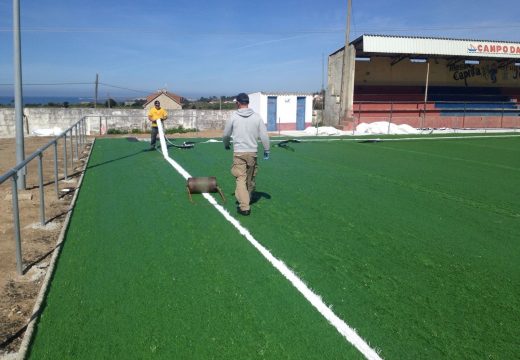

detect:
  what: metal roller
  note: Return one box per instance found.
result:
[186,177,226,203]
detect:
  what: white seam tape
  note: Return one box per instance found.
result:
[157,121,382,360]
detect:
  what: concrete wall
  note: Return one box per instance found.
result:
[324,49,344,126]
[324,45,356,126]
[0,108,324,138]
[0,108,232,138]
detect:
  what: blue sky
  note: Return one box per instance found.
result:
[1,0,520,100]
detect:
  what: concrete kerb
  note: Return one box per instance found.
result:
[7,138,96,360]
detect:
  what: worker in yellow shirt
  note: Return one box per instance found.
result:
[147,100,168,150]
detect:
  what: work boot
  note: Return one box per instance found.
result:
[237,208,251,216]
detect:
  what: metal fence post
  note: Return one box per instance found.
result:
[424,101,428,129]
[69,129,74,172]
[38,153,46,225]
[53,141,59,198]
[500,103,504,128]
[63,132,68,180]
[82,119,85,144]
[75,125,79,160]
[78,119,83,147]
[354,102,362,135]
[70,129,75,165]
[11,174,23,275]
[80,117,85,145]
[388,102,393,134]
[462,102,466,129]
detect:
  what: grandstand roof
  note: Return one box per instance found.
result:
[333,34,520,60]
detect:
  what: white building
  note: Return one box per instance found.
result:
[248,92,314,131]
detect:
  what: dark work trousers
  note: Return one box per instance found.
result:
[150,126,159,147]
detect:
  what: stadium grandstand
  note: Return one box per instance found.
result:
[325,34,520,130]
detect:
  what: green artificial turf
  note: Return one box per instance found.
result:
[170,134,520,359]
[27,138,363,359]
[28,134,520,359]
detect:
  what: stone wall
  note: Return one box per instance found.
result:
[0,108,323,138]
[0,108,233,138]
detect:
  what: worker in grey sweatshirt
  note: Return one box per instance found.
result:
[223,93,270,216]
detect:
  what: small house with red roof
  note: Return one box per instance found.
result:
[143,90,183,111]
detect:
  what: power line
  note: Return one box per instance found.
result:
[0,27,156,34]
[0,27,343,35]
[1,24,520,35]
[352,25,520,33]
[0,81,154,95]
[0,82,92,86]
[98,82,154,95]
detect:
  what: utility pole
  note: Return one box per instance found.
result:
[339,0,354,127]
[422,61,430,129]
[94,73,99,108]
[13,0,25,189]
[321,52,325,110]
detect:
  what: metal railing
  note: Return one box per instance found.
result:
[353,101,520,131]
[0,117,88,275]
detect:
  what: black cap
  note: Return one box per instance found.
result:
[235,93,249,104]
[154,100,160,105]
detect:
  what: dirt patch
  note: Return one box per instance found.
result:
[0,135,88,356]
[0,130,222,357]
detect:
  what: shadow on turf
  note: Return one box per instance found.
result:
[231,191,271,205]
[251,191,271,204]
[86,149,149,170]
[358,139,381,143]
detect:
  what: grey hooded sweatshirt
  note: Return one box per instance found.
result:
[223,108,270,153]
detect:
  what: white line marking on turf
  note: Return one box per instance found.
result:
[355,134,520,142]
[290,133,520,143]
[156,121,383,360]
